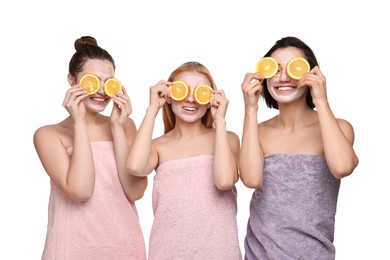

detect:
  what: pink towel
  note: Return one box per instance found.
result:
[149,155,242,260]
[42,141,146,260]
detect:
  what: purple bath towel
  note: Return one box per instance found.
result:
[245,154,340,260]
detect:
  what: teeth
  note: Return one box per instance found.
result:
[184,107,197,111]
[93,98,105,101]
[278,87,294,91]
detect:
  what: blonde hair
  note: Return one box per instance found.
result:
[162,61,216,133]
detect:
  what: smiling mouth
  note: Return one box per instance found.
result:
[276,86,296,91]
[91,96,108,103]
[183,106,198,111]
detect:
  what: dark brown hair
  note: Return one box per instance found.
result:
[68,36,115,78]
[262,36,318,109]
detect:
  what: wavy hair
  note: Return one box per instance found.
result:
[162,61,216,133]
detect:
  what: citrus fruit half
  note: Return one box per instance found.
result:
[256,57,278,78]
[169,81,189,101]
[79,74,100,94]
[287,57,310,80]
[194,85,213,105]
[104,78,122,97]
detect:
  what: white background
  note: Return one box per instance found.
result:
[1,1,388,259]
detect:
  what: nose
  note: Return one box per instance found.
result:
[186,87,195,102]
[278,69,291,82]
[97,80,106,94]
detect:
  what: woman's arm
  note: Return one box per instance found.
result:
[239,72,265,188]
[300,66,359,178]
[127,81,169,177]
[33,86,95,201]
[211,89,240,190]
[110,88,148,201]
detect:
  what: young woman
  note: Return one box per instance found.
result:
[240,36,359,259]
[34,36,147,259]
[127,61,242,259]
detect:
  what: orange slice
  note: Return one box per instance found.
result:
[256,57,278,78]
[194,85,213,105]
[169,81,189,101]
[79,74,100,94]
[287,57,310,80]
[104,78,122,97]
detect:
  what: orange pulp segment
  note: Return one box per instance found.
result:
[169,81,189,101]
[104,78,122,97]
[287,57,310,80]
[256,57,278,78]
[79,74,100,94]
[194,85,213,105]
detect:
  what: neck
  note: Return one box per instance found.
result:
[171,119,209,139]
[277,102,315,129]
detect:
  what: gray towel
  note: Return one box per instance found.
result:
[245,154,340,260]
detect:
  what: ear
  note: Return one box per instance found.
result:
[166,96,172,104]
[67,73,76,86]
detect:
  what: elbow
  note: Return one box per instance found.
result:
[127,177,148,202]
[240,175,263,189]
[331,156,359,179]
[127,162,147,177]
[239,164,264,189]
[214,171,239,190]
[61,180,94,201]
[215,179,235,191]
[128,190,145,202]
[68,188,94,202]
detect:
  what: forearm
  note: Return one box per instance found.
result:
[112,124,147,201]
[67,121,95,200]
[239,108,264,188]
[316,100,359,178]
[213,119,238,190]
[127,107,158,176]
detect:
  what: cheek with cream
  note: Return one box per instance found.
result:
[171,101,208,123]
[267,81,307,103]
[83,95,110,112]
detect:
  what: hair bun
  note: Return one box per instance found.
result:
[74,36,98,51]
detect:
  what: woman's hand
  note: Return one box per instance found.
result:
[62,85,89,121]
[210,89,228,122]
[110,86,132,127]
[149,80,170,111]
[298,66,328,106]
[241,72,264,110]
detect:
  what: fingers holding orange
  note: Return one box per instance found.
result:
[63,84,89,107]
[209,89,227,108]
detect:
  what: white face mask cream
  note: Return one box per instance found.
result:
[267,83,307,103]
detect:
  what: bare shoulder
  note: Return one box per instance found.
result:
[227,130,240,144]
[34,124,59,142]
[336,118,355,142]
[150,133,169,153]
[125,117,136,129]
[337,118,354,129]
[150,132,175,164]
[33,121,72,150]
[124,117,137,137]
[258,116,277,131]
